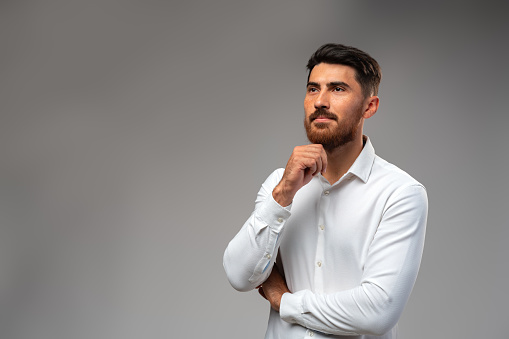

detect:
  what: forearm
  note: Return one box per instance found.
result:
[280,281,411,336]
[225,145,327,292]
[223,170,290,291]
[259,265,291,312]
[280,185,427,336]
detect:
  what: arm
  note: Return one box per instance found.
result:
[223,145,327,292]
[266,184,428,336]
[258,265,291,312]
[223,169,291,291]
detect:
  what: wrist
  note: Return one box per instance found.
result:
[270,290,287,312]
[272,184,293,207]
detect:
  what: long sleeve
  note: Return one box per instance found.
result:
[223,169,290,292]
[279,184,428,336]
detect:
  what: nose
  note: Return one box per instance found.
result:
[314,90,330,109]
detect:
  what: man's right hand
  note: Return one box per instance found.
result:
[272,144,327,207]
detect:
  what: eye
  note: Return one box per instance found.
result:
[308,87,319,93]
[333,86,344,92]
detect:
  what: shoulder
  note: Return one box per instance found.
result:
[370,156,428,218]
[371,155,426,195]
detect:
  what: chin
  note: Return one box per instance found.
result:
[312,122,333,130]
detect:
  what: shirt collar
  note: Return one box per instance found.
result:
[347,135,376,183]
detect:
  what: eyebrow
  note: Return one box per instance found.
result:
[306,81,352,90]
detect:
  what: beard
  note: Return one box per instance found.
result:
[304,107,363,152]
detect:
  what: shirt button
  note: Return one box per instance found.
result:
[319,225,325,230]
[265,254,271,259]
[309,331,314,337]
[277,217,283,223]
[324,190,330,196]
[317,261,322,267]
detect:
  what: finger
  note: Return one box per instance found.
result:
[313,154,323,176]
[290,146,326,177]
[320,147,327,174]
[298,147,324,176]
[305,144,324,150]
[303,150,322,173]
[292,146,320,160]
[305,161,317,177]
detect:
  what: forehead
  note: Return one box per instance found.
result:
[309,63,359,87]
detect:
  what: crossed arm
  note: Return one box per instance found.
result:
[225,180,427,336]
[257,265,289,312]
[224,145,428,336]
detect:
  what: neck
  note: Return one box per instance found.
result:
[322,135,365,184]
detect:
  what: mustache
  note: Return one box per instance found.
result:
[309,108,338,122]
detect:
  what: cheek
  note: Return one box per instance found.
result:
[332,98,357,113]
[304,97,315,111]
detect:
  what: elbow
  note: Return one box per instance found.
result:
[362,321,397,337]
[326,311,397,337]
[223,250,256,292]
[223,264,256,292]
[227,275,255,292]
[353,283,402,336]
[358,306,400,336]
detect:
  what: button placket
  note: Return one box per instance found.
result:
[314,186,329,294]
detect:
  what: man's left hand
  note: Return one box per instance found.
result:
[258,266,291,312]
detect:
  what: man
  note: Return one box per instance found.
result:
[223,43,428,339]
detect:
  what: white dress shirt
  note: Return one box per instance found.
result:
[224,137,428,339]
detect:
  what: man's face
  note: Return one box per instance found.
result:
[304,63,367,151]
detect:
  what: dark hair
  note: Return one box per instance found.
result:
[306,43,382,98]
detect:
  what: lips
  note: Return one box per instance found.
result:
[313,116,334,122]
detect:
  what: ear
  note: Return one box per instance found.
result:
[362,96,379,119]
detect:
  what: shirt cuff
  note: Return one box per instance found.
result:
[255,194,292,233]
[280,290,306,325]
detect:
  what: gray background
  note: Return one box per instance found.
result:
[1,1,508,338]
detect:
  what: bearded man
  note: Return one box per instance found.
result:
[224,43,428,339]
